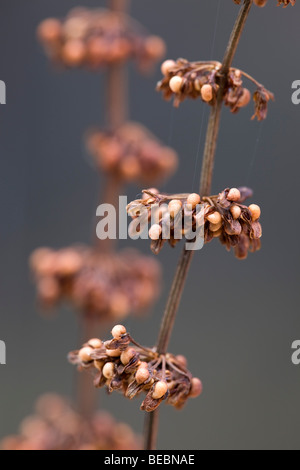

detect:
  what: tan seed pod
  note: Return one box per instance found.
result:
[62,40,86,66]
[135,367,150,384]
[152,381,168,399]
[227,188,241,202]
[102,362,115,379]
[106,348,121,358]
[190,378,203,398]
[237,88,251,108]
[88,338,102,349]
[169,76,184,93]
[149,224,162,240]
[186,193,201,209]
[207,211,222,225]
[78,346,94,363]
[201,84,213,102]
[111,325,126,339]
[120,348,136,365]
[248,204,261,221]
[209,221,223,232]
[161,59,176,76]
[168,199,182,217]
[230,204,242,219]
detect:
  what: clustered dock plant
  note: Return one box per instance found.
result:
[1,0,297,451]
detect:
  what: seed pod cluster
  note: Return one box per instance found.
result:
[37,8,166,71]
[30,246,161,320]
[234,0,295,6]
[87,122,178,184]
[0,394,140,450]
[157,58,274,121]
[127,186,262,259]
[69,326,202,412]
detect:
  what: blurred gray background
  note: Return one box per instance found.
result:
[0,0,299,450]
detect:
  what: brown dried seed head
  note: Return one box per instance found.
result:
[78,346,94,363]
[207,211,222,225]
[190,378,203,398]
[201,84,213,102]
[227,188,241,202]
[230,204,242,220]
[102,362,115,379]
[169,76,184,93]
[248,204,261,221]
[152,381,168,399]
[120,348,136,365]
[111,325,127,339]
[186,193,201,209]
[149,224,162,240]
[88,338,102,349]
[135,367,150,384]
[161,59,176,76]
[168,199,183,217]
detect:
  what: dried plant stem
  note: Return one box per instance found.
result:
[144,0,253,450]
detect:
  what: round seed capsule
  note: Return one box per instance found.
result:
[237,88,251,108]
[176,355,188,368]
[149,224,162,240]
[201,84,213,102]
[88,338,102,349]
[169,76,183,93]
[102,362,115,379]
[190,378,203,398]
[227,188,241,202]
[106,348,121,358]
[186,193,201,209]
[249,204,261,221]
[161,59,176,76]
[152,381,168,399]
[62,40,85,66]
[135,367,150,384]
[120,348,136,365]
[230,204,242,220]
[209,221,223,232]
[78,347,94,363]
[207,211,222,225]
[168,199,183,218]
[111,325,126,339]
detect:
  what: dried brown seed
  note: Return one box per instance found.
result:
[189,378,203,398]
[88,338,102,349]
[248,204,261,221]
[135,367,150,384]
[227,188,241,202]
[120,348,136,366]
[111,325,127,340]
[102,362,115,379]
[207,211,222,225]
[230,204,242,219]
[186,193,201,209]
[169,76,184,93]
[149,224,162,240]
[78,347,94,363]
[161,59,176,76]
[152,381,168,399]
[201,84,213,102]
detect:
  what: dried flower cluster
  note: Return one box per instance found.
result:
[157,58,274,121]
[30,246,161,320]
[37,8,166,71]
[69,325,202,412]
[234,0,296,6]
[87,122,178,184]
[0,394,140,450]
[127,186,262,259]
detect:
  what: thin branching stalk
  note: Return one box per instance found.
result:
[144,0,253,450]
